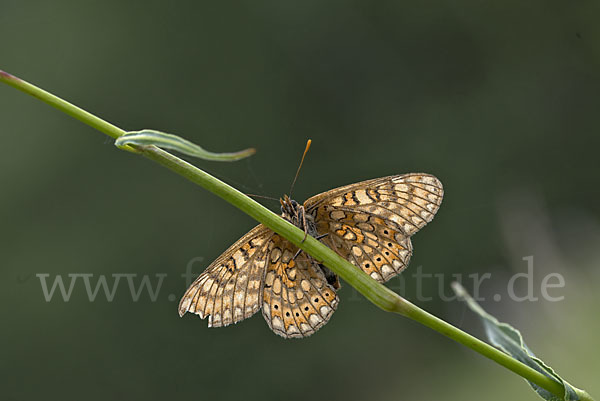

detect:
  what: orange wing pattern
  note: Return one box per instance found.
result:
[261,234,339,338]
[306,174,443,282]
[178,224,274,327]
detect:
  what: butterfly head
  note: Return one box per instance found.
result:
[280,194,300,223]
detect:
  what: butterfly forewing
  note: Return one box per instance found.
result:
[262,234,339,338]
[178,224,274,327]
[306,173,443,283]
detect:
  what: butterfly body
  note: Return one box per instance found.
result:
[179,173,443,338]
[279,194,319,239]
[280,194,340,289]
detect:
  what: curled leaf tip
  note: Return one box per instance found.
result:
[115,129,256,162]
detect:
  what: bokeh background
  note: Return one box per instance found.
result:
[1,1,599,400]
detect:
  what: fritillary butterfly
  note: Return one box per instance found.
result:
[179,173,443,338]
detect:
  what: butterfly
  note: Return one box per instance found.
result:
[179,173,443,338]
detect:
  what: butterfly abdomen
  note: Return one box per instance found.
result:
[318,263,341,289]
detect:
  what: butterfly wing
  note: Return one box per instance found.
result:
[178,224,275,327]
[305,173,443,282]
[262,234,339,338]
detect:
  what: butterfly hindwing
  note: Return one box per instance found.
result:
[262,234,339,338]
[306,173,443,282]
[318,214,414,282]
[178,224,274,327]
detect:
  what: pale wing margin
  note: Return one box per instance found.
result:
[178,224,275,328]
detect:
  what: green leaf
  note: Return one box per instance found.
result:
[115,129,256,161]
[451,282,579,401]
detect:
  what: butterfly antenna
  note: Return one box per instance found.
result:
[289,139,312,198]
[246,193,280,202]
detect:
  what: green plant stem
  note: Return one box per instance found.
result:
[0,70,124,139]
[1,70,593,401]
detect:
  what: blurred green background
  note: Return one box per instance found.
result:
[1,1,599,400]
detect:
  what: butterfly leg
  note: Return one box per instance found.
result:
[292,233,329,261]
[300,206,309,243]
[292,248,303,260]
